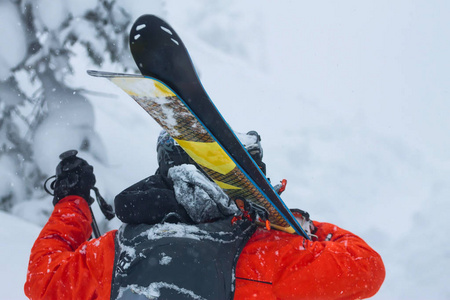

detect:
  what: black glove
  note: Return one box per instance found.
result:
[168,165,239,223]
[52,150,96,206]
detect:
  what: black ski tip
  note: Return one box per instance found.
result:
[129,15,186,77]
[130,15,174,45]
[129,14,180,52]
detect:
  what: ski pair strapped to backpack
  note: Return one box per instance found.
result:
[88,15,310,239]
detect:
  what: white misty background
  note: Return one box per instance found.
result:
[1,1,449,299]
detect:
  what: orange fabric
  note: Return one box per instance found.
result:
[24,196,116,300]
[25,199,384,300]
[234,220,385,299]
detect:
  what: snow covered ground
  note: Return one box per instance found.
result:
[0,211,40,300]
[2,1,450,299]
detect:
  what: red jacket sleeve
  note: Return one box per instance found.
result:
[273,221,385,299]
[235,220,385,299]
[24,196,116,300]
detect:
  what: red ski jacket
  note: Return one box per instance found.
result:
[25,196,385,299]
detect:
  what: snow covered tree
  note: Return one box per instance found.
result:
[0,0,263,221]
[0,0,133,211]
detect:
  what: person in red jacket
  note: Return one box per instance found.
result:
[25,132,385,300]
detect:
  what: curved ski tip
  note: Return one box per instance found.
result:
[87,70,103,77]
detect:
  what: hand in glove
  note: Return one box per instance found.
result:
[168,164,238,223]
[51,150,96,206]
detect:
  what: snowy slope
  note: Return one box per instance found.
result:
[0,211,40,300]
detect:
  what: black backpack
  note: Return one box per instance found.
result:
[110,216,255,300]
[112,172,256,300]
